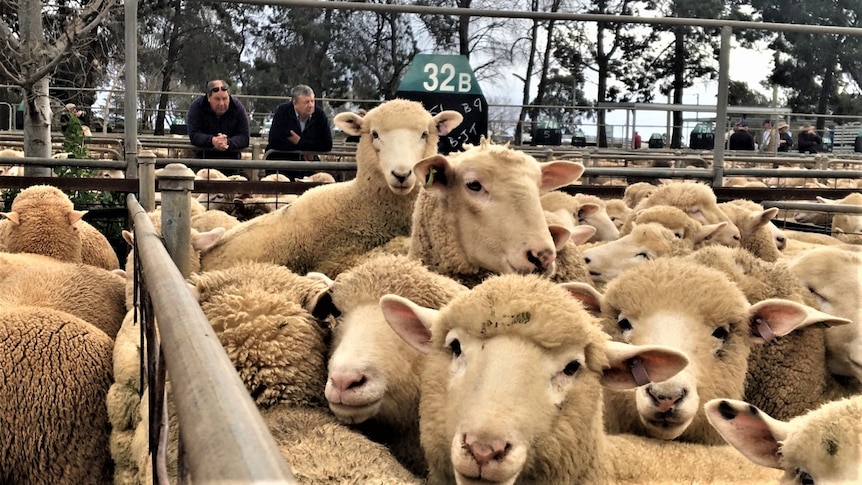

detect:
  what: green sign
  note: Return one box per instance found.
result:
[398,54,484,96]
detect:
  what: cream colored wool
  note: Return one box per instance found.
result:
[0,184,86,262]
[200,100,463,278]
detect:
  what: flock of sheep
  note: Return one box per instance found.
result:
[1,98,861,484]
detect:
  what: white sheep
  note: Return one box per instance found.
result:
[563,257,848,445]
[200,99,463,278]
[706,396,862,484]
[409,138,583,287]
[325,254,468,476]
[684,245,860,421]
[789,246,862,385]
[816,192,862,243]
[582,222,695,285]
[604,198,632,231]
[623,181,657,209]
[718,199,783,261]
[573,193,621,241]
[121,262,421,483]
[0,306,114,484]
[619,204,727,244]
[380,273,781,484]
[631,181,742,247]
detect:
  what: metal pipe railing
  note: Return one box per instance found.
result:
[128,194,295,483]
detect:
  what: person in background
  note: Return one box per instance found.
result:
[186,79,250,175]
[760,119,775,152]
[266,85,333,165]
[633,131,642,149]
[728,119,755,150]
[776,121,793,152]
[344,108,366,143]
[797,123,822,154]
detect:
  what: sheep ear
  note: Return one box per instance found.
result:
[432,110,464,136]
[693,221,726,244]
[578,203,601,219]
[748,298,851,343]
[333,112,363,136]
[413,155,450,192]
[69,209,87,225]
[122,229,134,245]
[1,211,20,224]
[569,224,596,245]
[538,161,585,191]
[601,341,689,390]
[558,282,602,317]
[380,294,438,354]
[704,399,788,469]
[192,227,225,253]
[304,273,340,320]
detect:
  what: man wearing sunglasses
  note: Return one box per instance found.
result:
[186,79,250,175]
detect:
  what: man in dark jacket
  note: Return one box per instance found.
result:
[265,85,333,177]
[186,79,250,175]
[797,123,822,154]
[728,120,755,150]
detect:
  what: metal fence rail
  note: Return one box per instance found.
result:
[128,193,295,484]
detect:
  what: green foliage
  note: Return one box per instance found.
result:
[60,113,90,160]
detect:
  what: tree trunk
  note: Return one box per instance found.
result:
[458,0,471,57]
[596,16,609,148]
[670,26,685,149]
[516,4,540,145]
[21,0,53,176]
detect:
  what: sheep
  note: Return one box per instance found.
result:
[573,193,621,241]
[0,184,86,262]
[190,207,241,232]
[816,192,862,242]
[0,306,114,484]
[186,262,419,483]
[789,246,862,385]
[718,199,783,261]
[582,223,695,286]
[684,245,860,421]
[200,99,464,278]
[619,204,727,246]
[0,257,126,339]
[106,310,142,484]
[631,181,742,247]
[324,254,468,476]
[562,258,848,445]
[296,172,337,184]
[543,211,596,286]
[78,219,121,270]
[623,181,656,209]
[408,138,584,287]
[604,198,632,231]
[380,273,781,484]
[705,396,862,484]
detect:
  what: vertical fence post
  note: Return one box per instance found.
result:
[138,147,157,212]
[157,163,194,277]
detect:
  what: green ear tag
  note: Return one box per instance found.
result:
[424,167,437,188]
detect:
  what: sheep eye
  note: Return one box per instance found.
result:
[712,326,730,341]
[371,130,379,139]
[420,131,428,139]
[673,232,683,238]
[795,468,814,485]
[465,180,482,192]
[617,315,633,332]
[636,252,651,260]
[448,338,462,356]
[563,361,581,376]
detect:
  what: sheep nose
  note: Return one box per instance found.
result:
[776,235,786,249]
[464,435,510,467]
[526,248,556,273]
[329,370,367,393]
[647,385,686,413]
[391,170,412,184]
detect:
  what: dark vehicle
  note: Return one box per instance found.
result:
[689,122,715,150]
[855,127,862,153]
[571,128,587,147]
[648,133,666,149]
[531,119,562,146]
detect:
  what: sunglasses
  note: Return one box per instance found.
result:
[210,86,229,94]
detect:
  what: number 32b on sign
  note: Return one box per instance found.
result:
[422,63,472,93]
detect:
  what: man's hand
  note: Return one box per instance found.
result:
[288,130,301,145]
[212,133,229,151]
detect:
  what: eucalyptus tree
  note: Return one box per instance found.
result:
[551,0,652,147]
[737,0,862,129]
[0,0,117,174]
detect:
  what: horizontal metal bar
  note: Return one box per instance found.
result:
[127,195,295,484]
[761,200,862,214]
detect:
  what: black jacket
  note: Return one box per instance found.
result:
[265,103,333,161]
[186,95,250,160]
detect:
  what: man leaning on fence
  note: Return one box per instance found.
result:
[186,79,250,175]
[265,85,333,177]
